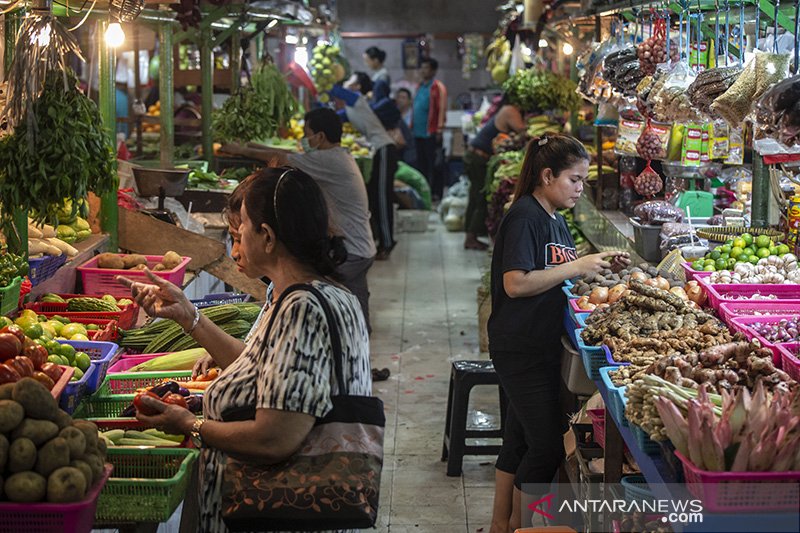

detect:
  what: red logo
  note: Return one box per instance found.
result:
[545,244,578,267]
[528,493,556,520]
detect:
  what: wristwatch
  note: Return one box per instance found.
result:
[190,419,205,448]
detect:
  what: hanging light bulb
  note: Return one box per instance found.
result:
[105,22,125,47]
[538,39,549,48]
[562,42,574,55]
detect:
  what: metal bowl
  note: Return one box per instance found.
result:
[132,167,190,197]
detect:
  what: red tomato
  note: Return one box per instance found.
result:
[39,362,64,383]
[134,391,163,416]
[5,356,34,378]
[23,344,48,370]
[0,332,22,359]
[162,393,188,409]
[0,363,21,384]
[0,325,25,345]
[31,371,55,390]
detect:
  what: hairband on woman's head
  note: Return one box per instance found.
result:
[273,167,294,217]
[537,136,549,146]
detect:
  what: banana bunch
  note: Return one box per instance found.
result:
[485,34,511,84]
[526,115,562,138]
[587,165,617,182]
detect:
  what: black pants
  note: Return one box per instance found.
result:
[491,351,566,489]
[414,136,444,200]
[463,150,489,236]
[368,144,399,253]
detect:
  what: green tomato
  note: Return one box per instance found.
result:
[704,258,717,267]
[47,354,62,365]
[720,253,730,261]
[710,251,722,260]
[715,258,728,270]
[721,244,732,254]
[727,258,737,269]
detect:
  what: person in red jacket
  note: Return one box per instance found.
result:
[412,57,447,201]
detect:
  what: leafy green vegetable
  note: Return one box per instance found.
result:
[213,64,297,143]
[503,68,582,114]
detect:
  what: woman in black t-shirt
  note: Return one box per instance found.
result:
[487,134,629,532]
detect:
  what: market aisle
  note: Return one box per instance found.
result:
[369,217,501,532]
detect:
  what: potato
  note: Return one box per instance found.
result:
[71,421,99,452]
[82,452,104,482]
[0,383,14,400]
[13,378,58,421]
[47,466,87,503]
[128,264,148,271]
[5,471,46,502]
[53,409,73,431]
[8,438,37,472]
[152,263,167,271]
[121,254,147,269]
[161,250,182,269]
[70,459,93,488]
[0,434,8,471]
[96,252,125,270]
[0,399,24,432]
[36,437,70,476]
[59,427,86,459]
[97,437,107,455]
[12,419,59,446]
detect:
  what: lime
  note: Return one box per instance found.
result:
[710,251,721,260]
[45,340,62,355]
[74,352,91,372]
[732,237,746,249]
[45,320,63,336]
[757,248,771,259]
[742,233,754,246]
[704,258,716,267]
[691,260,704,270]
[58,343,76,363]
[47,354,62,365]
[725,239,734,246]
[748,255,760,265]
[721,244,732,254]
[70,333,90,342]
[770,246,779,256]
[37,314,47,322]
[720,253,730,261]
[23,323,43,340]
[51,315,71,324]
[704,264,717,271]
[71,367,84,380]
[756,235,771,249]
[778,244,791,255]
[743,247,756,257]
[60,323,87,339]
[85,324,99,331]
[730,247,743,259]
[14,315,38,331]
[715,258,728,270]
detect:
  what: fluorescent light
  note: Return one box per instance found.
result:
[285,34,299,45]
[294,46,308,69]
[267,18,279,30]
[562,42,574,55]
[538,39,548,48]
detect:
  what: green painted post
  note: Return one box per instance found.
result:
[200,26,214,165]
[159,23,175,167]
[4,10,27,257]
[751,153,771,228]
[98,20,119,250]
[569,52,578,134]
[230,29,241,92]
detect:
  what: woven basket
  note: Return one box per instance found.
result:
[696,226,785,243]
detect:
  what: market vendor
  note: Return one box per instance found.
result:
[116,168,374,533]
[463,95,527,251]
[487,134,629,531]
[364,45,390,85]
[218,110,378,333]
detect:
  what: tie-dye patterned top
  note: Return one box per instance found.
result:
[198,281,372,532]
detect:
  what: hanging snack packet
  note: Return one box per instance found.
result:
[700,125,711,163]
[725,127,744,165]
[682,123,704,166]
[710,121,729,160]
[636,121,672,160]
[616,117,645,156]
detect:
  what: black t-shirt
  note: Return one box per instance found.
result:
[488,195,576,359]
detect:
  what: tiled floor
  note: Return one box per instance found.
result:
[369,216,502,532]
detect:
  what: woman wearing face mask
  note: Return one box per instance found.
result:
[487,135,630,532]
[116,168,376,533]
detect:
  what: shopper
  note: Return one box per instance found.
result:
[330,80,399,261]
[219,110,378,330]
[394,88,417,166]
[464,97,527,251]
[396,88,413,126]
[364,45,390,84]
[487,134,629,532]
[412,57,447,201]
[116,168,373,533]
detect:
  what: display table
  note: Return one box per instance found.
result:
[573,195,646,264]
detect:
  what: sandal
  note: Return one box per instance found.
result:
[372,368,391,381]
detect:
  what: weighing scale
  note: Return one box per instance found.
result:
[131,167,190,225]
[662,161,715,218]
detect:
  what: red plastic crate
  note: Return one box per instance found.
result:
[777,343,800,382]
[26,293,139,329]
[0,464,112,533]
[699,277,800,311]
[676,451,800,513]
[77,254,191,298]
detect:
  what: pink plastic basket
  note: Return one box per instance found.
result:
[0,464,112,532]
[681,262,713,281]
[777,343,800,382]
[77,254,191,298]
[676,451,800,513]
[729,314,800,366]
[699,277,800,311]
[718,300,800,326]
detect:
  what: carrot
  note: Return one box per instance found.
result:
[182,380,213,391]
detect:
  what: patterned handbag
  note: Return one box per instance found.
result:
[221,284,385,531]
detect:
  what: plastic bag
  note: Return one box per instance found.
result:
[753,51,791,99]
[660,222,693,238]
[633,199,683,224]
[710,56,758,126]
[652,61,698,123]
[633,164,664,198]
[604,46,644,95]
[754,74,800,147]
[687,66,742,117]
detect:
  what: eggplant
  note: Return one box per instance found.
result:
[150,380,181,397]
[177,386,190,397]
[185,395,203,414]
[121,403,137,417]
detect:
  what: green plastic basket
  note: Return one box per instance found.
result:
[95,447,199,522]
[0,276,22,316]
[72,393,136,420]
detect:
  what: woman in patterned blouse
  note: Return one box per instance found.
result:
[117,167,374,532]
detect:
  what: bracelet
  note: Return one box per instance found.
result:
[184,307,201,335]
